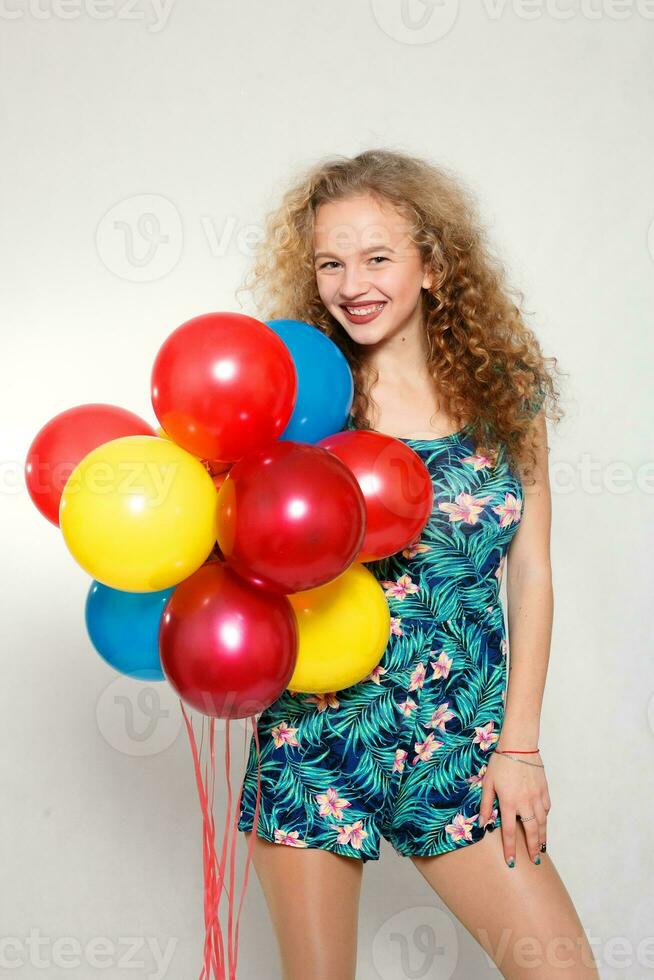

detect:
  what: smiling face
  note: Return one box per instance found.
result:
[313,193,433,346]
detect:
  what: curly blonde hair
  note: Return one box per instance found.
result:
[236,148,564,484]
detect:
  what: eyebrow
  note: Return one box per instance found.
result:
[314,245,396,261]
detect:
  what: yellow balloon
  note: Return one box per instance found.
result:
[59,435,218,591]
[287,563,391,693]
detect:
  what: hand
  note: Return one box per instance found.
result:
[478,749,551,866]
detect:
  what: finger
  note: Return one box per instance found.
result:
[500,804,517,868]
[518,803,542,863]
[477,780,496,829]
[534,797,548,853]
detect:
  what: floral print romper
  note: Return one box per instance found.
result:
[237,414,526,862]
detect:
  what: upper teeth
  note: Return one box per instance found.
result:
[346,303,384,315]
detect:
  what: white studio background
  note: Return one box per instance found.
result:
[1,3,653,978]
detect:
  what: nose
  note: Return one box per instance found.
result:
[338,263,372,301]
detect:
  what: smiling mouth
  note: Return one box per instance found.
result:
[341,302,386,316]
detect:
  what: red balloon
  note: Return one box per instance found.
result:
[203,458,231,477]
[159,561,298,719]
[216,441,366,594]
[317,431,433,562]
[25,403,155,526]
[151,311,297,462]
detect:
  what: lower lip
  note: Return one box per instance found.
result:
[340,303,386,325]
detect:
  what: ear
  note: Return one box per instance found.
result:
[422,267,434,291]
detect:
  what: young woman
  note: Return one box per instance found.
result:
[236,149,598,980]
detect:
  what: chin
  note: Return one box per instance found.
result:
[333,317,391,346]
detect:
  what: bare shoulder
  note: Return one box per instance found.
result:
[522,409,550,496]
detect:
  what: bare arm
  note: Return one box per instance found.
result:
[497,409,553,751]
[478,411,554,862]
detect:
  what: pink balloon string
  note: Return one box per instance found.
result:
[205,717,225,976]
[180,701,263,979]
[180,704,223,978]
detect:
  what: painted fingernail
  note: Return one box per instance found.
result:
[533,856,541,865]
[540,842,546,852]
[507,857,515,868]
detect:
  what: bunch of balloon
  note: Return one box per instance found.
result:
[148,317,434,980]
[24,311,435,980]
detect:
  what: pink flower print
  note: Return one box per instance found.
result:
[364,664,388,685]
[495,554,506,585]
[430,651,453,679]
[393,749,408,773]
[412,731,443,765]
[397,696,418,717]
[390,617,404,637]
[271,721,300,748]
[500,638,508,658]
[273,829,308,847]
[492,493,522,527]
[401,537,431,559]
[438,492,493,525]
[473,721,500,751]
[427,701,455,731]
[467,763,488,788]
[461,449,498,471]
[381,574,420,600]
[315,787,352,821]
[445,812,477,842]
[304,692,340,711]
[408,661,427,691]
[335,819,368,849]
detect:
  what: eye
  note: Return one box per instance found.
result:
[317,260,340,270]
[369,256,389,265]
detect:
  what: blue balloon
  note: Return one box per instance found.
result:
[85,581,175,681]
[265,319,354,444]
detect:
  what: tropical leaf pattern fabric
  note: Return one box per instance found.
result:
[237,416,526,862]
